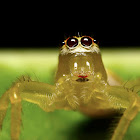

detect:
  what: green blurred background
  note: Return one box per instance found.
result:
[0,48,140,140]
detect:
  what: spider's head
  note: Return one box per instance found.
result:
[56,36,107,83]
[60,36,99,55]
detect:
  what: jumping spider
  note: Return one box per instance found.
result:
[0,35,140,140]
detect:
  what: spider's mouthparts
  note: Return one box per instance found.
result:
[73,71,92,82]
[78,75,88,79]
[76,77,89,82]
[76,74,89,82]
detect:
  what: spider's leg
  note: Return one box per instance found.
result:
[0,91,10,131]
[103,85,140,140]
[111,96,140,140]
[0,77,64,140]
[123,78,140,92]
[10,85,22,140]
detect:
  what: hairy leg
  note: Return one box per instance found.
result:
[104,85,140,140]
[111,95,140,140]
[0,77,63,140]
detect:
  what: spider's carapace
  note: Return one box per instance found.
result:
[56,36,107,82]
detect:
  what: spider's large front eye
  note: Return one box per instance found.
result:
[67,37,78,48]
[81,36,93,47]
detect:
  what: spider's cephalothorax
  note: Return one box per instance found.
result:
[56,36,107,83]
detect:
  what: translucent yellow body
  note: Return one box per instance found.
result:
[0,36,140,140]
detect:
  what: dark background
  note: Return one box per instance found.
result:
[0,2,140,49]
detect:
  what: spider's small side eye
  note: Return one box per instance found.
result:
[61,41,65,46]
[81,36,93,47]
[66,37,78,48]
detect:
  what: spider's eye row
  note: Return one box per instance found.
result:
[65,36,94,48]
[81,36,93,47]
[67,37,78,48]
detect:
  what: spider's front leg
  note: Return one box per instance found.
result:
[0,77,66,140]
[104,85,140,140]
[0,79,23,140]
